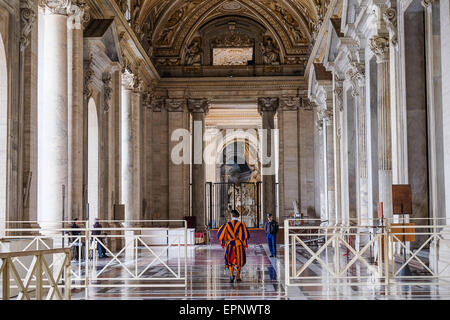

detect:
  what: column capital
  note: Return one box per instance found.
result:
[279,96,301,111]
[20,0,37,52]
[346,61,365,97]
[151,97,165,112]
[369,35,390,63]
[38,0,72,15]
[300,97,313,110]
[142,92,153,109]
[188,99,209,115]
[166,98,187,112]
[121,69,140,91]
[68,0,90,30]
[257,97,279,114]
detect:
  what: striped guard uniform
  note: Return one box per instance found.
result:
[217,219,250,270]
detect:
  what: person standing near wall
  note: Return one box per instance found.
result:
[264,213,279,258]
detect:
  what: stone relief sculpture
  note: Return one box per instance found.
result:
[260,36,280,65]
[185,37,202,66]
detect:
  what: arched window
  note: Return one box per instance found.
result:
[88,98,99,225]
[0,34,8,234]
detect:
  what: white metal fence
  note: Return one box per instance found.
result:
[0,248,72,300]
[284,218,450,287]
[0,220,188,299]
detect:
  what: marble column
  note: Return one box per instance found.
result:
[279,97,300,224]
[68,2,88,221]
[315,111,326,222]
[142,93,153,220]
[333,78,344,226]
[188,99,209,230]
[38,1,71,231]
[167,99,187,221]
[370,35,393,219]
[258,98,278,218]
[324,109,336,225]
[120,69,139,223]
[439,0,450,274]
[348,63,369,225]
[151,98,164,219]
[20,0,38,222]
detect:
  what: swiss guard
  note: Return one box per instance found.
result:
[217,209,250,283]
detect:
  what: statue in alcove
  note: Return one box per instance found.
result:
[261,36,280,65]
[185,37,202,66]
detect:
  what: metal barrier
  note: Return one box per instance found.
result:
[284,218,450,287]
[0,248,71,300]
[0,220,188,299]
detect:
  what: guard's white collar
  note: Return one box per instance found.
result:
[231,217,239,221]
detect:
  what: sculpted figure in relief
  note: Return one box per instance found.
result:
[261,36,280,65]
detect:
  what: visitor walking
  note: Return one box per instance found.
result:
[264,213,279,258]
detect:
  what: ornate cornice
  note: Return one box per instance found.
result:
[102,72,112,112]
[38,0,72,15]
[280,96,301,111]
[188,98,209,114]
[166,98,186,112]
[369,35,390,63]
[20,0,37,52]
[257,97,279,114]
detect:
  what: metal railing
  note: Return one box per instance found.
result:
[0,220,188,299]
[284,218,450,287]
[0,248,71,300]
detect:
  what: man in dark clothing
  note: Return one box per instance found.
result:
[264,213,279,258]
[70,218,83,260]
[93,219,108,258]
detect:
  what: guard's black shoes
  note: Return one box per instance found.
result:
[230,276,235,283]
[236,278,242,283]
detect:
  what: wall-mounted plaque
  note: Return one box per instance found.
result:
[392,184,412,215]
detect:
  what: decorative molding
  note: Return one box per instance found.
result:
[187,98,209,114]
[257,97,279,114]
[83,55,94,100]
[121,69,141,92]
[346,62,365,97]
[166,98,186,112]
[421,0,434,8]
[383,7,398,47]
[151,97,165,112]
[102,73,112,112]
[20,0,37,52]
[38,0,71,15]
[68,0,90,30]
[142,92,153,109]
[280,96,301,111]
[333,86,343,112]
[300,97,313,110]
[369,35,390,63]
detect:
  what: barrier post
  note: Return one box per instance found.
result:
[284,219,289,286]
[64,251,72,300]
[2,258,10,300]
[383,219,389,284]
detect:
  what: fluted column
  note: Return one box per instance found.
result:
[68,1,88,221]
[188,99,209,229]
[121,69,139,223]
[279,97,300,224]
[348,63,369,225]
[333,78,344,226]
[370,35,393,219]
[38,0,72,230]
[258,98,279,218]
[167,99,187,221]
[324,109,335,225]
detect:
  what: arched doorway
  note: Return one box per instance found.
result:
[0,34,8,234]
[87,98,99,225]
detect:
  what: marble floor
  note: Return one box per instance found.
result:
[69,243,450,300]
